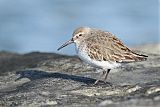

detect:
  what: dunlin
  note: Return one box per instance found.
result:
[57,27,147,85]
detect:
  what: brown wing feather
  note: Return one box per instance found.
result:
[86,31,147,62]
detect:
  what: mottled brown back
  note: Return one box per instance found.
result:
[84,30,147,62]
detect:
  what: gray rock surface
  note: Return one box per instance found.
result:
[0,44,160,107]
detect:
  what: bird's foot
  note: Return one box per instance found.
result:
[91,80,112,87]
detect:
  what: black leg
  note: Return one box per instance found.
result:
[103,69,111,82]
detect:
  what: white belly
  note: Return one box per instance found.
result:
[76,45,121,69]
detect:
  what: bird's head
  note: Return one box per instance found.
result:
[57,27,91,51]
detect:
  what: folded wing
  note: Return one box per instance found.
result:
[86,32,147,63]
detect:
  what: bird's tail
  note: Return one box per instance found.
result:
[132,52,148,61]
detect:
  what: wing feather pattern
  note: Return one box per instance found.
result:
[85,31,147,62]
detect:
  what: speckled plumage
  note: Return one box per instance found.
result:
[58,27,147,85]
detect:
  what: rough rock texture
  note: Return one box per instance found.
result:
[0,44,160,107]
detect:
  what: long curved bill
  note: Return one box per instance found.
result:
[57,39,74,51]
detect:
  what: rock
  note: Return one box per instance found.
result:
[0,44,160,107]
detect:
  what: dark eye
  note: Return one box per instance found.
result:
[79,34,82,36]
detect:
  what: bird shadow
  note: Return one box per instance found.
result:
[15,70,99,85]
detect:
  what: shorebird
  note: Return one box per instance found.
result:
[57,27,147,85]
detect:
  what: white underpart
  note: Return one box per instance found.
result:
[76,44,121,70]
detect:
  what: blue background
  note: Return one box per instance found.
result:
[0,0,159,55]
